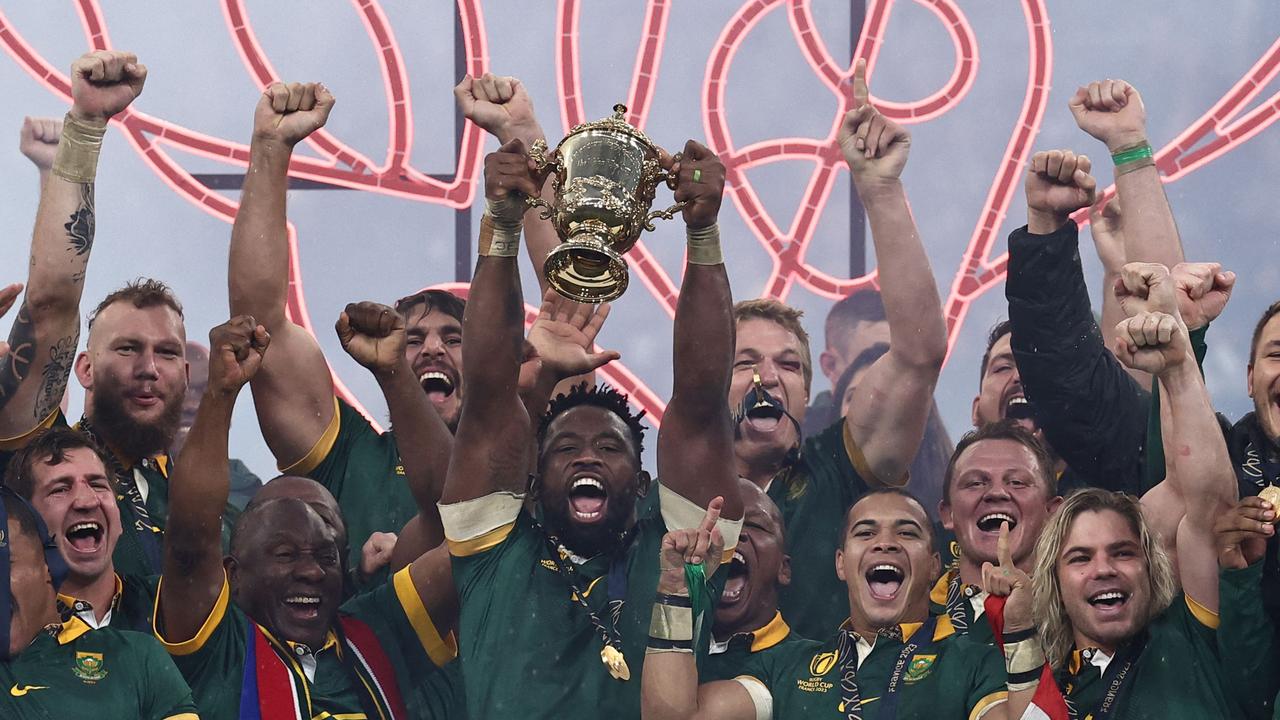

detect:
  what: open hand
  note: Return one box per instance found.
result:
[526,289,620,382]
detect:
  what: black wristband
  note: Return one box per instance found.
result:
[1002,626,1037,644]
[647,636,693,651]
[654,593,692,608]
[1007,667,1042,685]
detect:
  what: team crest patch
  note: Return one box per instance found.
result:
[903,654,936,683]
[73,651,107,682]
[809,650,838,676]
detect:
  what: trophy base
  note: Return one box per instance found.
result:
[544,239,630,304]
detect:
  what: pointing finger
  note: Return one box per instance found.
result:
[852,58,869,107]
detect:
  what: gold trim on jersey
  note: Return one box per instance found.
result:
[281,396,342,475]
[969,690,1008,719]
[446,522,516,557]
[842,418,909,488]
[153,570,230,656]
[0,409,58,451]
[393,566,458,667]
[1186,594,1219,629]
[749,611,792,652]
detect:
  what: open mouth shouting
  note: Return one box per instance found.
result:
[419,369,457,404]
[568,476,609,524]
[977,512,1017,534]
[722,550,749,605]
[865,562,906,601]
[744,400,785,434]
[64,521,105,556]
[1004,395,1032,421]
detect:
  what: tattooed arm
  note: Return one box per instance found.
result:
[0,52,147,439]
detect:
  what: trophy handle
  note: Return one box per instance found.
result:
[526,196,555,220]
[643,200,688,231]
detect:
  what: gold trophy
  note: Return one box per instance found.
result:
[528,104,684,303]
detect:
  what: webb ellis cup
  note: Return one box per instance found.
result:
[528,103,685,303]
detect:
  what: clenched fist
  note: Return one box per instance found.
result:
[1170,262,1235,331]
[253,82,335,147]
[484,138,541,206]
[670,140,726,230]
[454,73,544,145]
[208,316,270,395]
[69,51,148,124]
[1068,79,1147,152]
[336,301,407,376]
[19,117,62,172]
[1025,149,1096,234]
[838,58,910,185]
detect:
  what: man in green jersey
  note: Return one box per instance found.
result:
[0,487,198,719]
[985,259,1237,718]
[154,315,459,719]
[730,60,947,642]
[227,76,465,578]
[0,51,241,579]
[704,479,817,685]
[5,426,157,632]
[438,134,744,718]
[641,487,1011,719]
[931,422,1062,645]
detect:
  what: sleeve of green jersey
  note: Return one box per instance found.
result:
[964,639,1009,720]
[289,399,389,496]
[1217,561,1280,720]
[449,509,540,599]
[803,419,871,507]
[136,633,200,720]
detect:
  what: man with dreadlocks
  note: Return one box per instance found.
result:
[438,134,743,718]
[728,60,947,641]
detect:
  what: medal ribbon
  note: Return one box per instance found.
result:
[1088,633,1148,719]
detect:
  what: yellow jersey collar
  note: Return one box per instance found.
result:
[749,611,792,652]
[839,616,954,644]
[285,630,340,657]
[57,573,123,615]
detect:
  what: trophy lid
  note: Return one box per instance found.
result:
[560,103,663,153]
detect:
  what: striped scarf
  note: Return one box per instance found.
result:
[238,616,407,720]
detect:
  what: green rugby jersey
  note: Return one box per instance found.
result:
[154,566,460,719]
[767,419,885,640]
[1054,594,1233,719]
[1211,561,1277,720]
[0,623,197,719]
[735,618,1006,719]
[444,487,733,719]
[928,566,995,646]
[703,611,820,684]
[0,410,238,578]
[286,398,417,577]
[57,572,159,634]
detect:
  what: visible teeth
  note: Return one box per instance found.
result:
[574,511,601,519]
[1008,397,1028,405]
[571,478,605,492]
[871,564,901,575]
[69,522,101,534]
[733,551,745,564]
[419,371,454,389]
[980,513,1015,525]
[285,596,320,605]
[1091,591,1125,602]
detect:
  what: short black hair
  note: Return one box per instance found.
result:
[825,290,887,347]
[841,487,934,547]
[2,492,42,545]
[1250,300,1280,364]
[943,420,1057,503]
[537,383,647,461]
[978,319,1013,386]
[394,289,466,325]
[3,427,115,500]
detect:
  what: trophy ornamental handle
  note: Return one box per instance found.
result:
[525,138,558,220]
[525,196,555,220]
[643,201,688,232]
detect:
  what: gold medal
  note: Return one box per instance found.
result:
[1261,486,1280,522]
[601,645,630,681]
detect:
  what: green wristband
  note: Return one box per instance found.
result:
[1111,143,1153,166]
[684,562,708,621]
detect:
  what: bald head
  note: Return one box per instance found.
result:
[249,476,346,551]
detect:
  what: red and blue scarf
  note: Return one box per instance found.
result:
[237,616,407,720]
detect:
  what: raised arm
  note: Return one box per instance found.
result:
[439,140,541,505]
[337,301,451,554]
[1007,150,1149,491]
[1070,80,1183,270]
[656,140,741,520]
[1118,263,1236,609]
[159,317,268,642]
[454,74,558,294]
[227,82,337,468]
[0,52,145,439]
[19,116,61,192]
[837,59,947,485]
[1087,197,1152,387]
[642,501,755,720]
